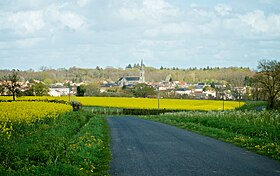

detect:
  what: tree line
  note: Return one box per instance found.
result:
[0,66,254,86]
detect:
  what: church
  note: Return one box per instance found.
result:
[117,60,145,87]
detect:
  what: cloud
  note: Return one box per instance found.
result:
[43,3,89,32]
[4,2,88,35]
[143,22,192,37]
[77,0,91,7]
[239,10,280,35]
[258,0,273,4]
[118,0,178,24]
[59,12,87,30]
[7,11,45,34]
[214,4,232,16]
[16,38,44,48]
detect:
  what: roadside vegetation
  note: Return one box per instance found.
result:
[0,103,110,175]
[235,101,267,110]
[139,109,280,161]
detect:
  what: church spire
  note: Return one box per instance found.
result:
[140,59,145,83]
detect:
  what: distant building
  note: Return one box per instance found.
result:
[139,59,145,83]
[49,88,70,97]
[117,60,145,87]
[175,88,192,95]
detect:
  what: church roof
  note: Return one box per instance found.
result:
[124,76,140,81]
[118,76,140,82]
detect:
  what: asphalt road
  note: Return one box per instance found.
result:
[107,116,280,176]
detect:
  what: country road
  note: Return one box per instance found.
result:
[107,116,280,176]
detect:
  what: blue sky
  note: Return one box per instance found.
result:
[0,0,280,70]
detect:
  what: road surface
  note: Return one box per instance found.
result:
[107,116,280,176]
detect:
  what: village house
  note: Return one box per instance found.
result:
[100,82,118,93]
[175,88,192,95]
[48,88,70,97]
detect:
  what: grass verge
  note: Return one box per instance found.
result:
[236,101,267,110]
[139,110,280,161]
[0,109,111,175]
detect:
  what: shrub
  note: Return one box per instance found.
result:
[70,100,82,111]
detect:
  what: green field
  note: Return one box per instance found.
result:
[0,96,244,110]
[0,107,110,175]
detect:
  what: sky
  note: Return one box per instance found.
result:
[0,0,280,70]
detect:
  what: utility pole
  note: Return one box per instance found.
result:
[157,86,160,110]
[68,87,71,103]
[219,91,225,111]
[222,93,225,111]
[238,92,241,108]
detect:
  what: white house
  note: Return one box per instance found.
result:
[49,88,70,97]
[175,88,192,95]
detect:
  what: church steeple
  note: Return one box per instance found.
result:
[140,59,145,83]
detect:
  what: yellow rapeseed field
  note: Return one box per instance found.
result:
[0,96,64,101]
[0,101,72,123]
[0,101,72,139]
[76,97,243,110]
[0,96,243,110]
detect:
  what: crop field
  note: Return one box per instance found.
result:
[0,101,72,123]
[139,110,280,161]
[0,102,110,175]
[0,101,72,139]
[76,97,243,110]
[0,96,243,110]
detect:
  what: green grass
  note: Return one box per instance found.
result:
[0,109,111,175]
[236,101,267,110]
[139,110,280,161]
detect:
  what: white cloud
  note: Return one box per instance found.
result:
[118,0,178,24]
[144,22,192,37]
[60,12,86,30]
[239,10,280,34]
[16,38,43,48]
[43,3,88,31]
[8,11,45,34]
[240,10,268,33]
[142,0,177,17]
[132,48,154,59]
[214,4,232,16]
[77,0,91,7]
[258,0,273,4]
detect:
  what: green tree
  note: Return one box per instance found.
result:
[77,85,85,96]
[132,83,156,98]
[0,84,4,95]
[31,82,49,96]
[43,78,54,86]
[84,83,100,96]
[253,60,280,109]
[203,86,213,92]
[244,76,253,86]
[126,64,132,69]
[1,69,21,101]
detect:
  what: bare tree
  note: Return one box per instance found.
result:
[253,60,280,109]
[1,69,21,101]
